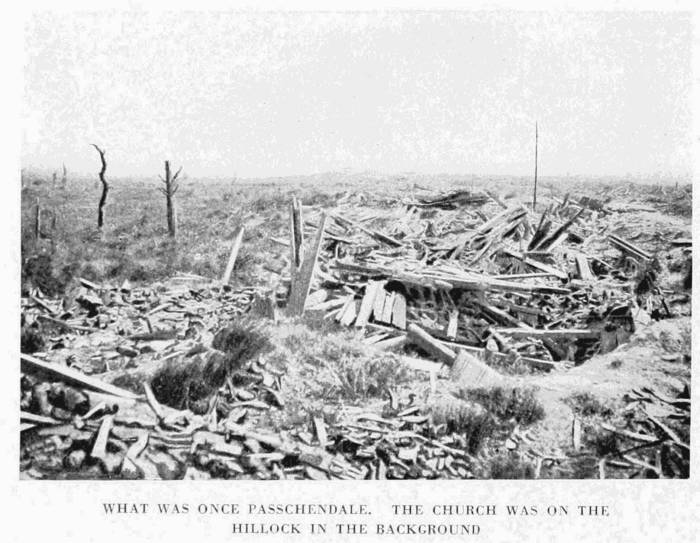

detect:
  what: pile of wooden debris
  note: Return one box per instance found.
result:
[19,188,691,479]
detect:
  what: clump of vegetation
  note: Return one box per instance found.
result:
[428,396,496,454]
[280,326,414,403]
[565,391,615,418]
[21,252,78,297]
[475,451,535,479]
[149,319,271,413]
[458,386,546,426]
[21,323,45,354]
[212,318,272,362]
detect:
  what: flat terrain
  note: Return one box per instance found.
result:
[20,172,692,479]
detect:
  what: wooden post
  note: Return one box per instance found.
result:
[288,197,304,296]
[532,122,538,211]
[159,160,181,237]
[91,144,108,230]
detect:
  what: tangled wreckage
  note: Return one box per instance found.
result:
[20,185,691,479]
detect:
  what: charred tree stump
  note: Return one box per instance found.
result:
[91,144,108,231]
[159,160,182,238]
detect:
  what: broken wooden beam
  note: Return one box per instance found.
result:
[500,248,568,280]
[608,234,653,261]
[21,354,140,400]
[221,226,245,286]
[287,214,327,316]
[407,323,457,364]
[495,328,599,340]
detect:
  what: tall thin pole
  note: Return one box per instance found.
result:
[532,122,538,211]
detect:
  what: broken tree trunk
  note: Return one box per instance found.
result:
[91,144,109,231]
[159,160,182,238]
[34,199,41,241]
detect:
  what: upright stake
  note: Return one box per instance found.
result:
[91,144,108,231]
[532,122,538,211]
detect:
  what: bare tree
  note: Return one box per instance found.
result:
[61,163,67,189]
[91,144,108,230]
[159,160,182,237]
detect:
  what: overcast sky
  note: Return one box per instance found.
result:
[23,10,693,179]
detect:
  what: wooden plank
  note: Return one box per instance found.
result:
[380,292,395,323]
[355,281,381,328]
[90,415,114,460]
[608,234,652,261]
[370,322,559,371]
[575,254,595,281]
[313,417,328,448]
[372,287,387,321]
[450,351,503,388]
[446,310,459,339]
[332,214,402,247]
[373,335,407,351]
[501,247,568,280]
[20,411,61,425]
[308,297,348,312]
[407,324,456,365]
[221,226,245,285]
[391,293,407,330]
[304,289,328,309]
[287,214,327,316]
[496,327,598,339]
[21,354,140,399]
[335,297,354,322]
[339,299,358,326]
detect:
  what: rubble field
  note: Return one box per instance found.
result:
[20,177,692,479]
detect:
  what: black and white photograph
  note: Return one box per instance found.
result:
[17,7,694,486]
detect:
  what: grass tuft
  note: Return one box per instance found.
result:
[476,451,535,479]
[458,386,546,426]
[565,392,615,418]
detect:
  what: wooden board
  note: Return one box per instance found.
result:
[339,299,358,326]
[21,354,140,399]
[446,309,459,339]
[380,292,396,323]
[372,287,387,322]
[355,281,381,328]
[391,293,407,330]
[221,226,245,285]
